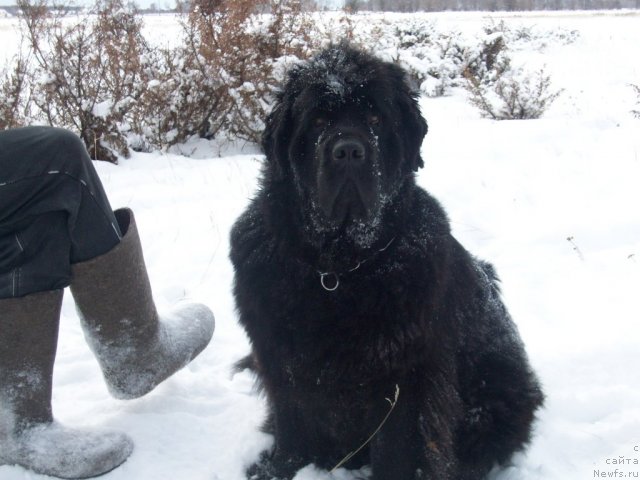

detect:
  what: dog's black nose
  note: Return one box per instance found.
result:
[331,139,366,165]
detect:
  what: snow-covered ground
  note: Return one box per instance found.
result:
[2,9,640,480]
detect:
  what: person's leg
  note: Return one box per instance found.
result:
[0,127,214,478]
[0,126,121,298]
[70,208,215,399]
[0,211,71,298]
[0,127,134,478]
[0,290,134,479]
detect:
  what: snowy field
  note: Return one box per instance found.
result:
[1,9,640,480]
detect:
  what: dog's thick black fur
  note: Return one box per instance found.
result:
[230,44,544,480]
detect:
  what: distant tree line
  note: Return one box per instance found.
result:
[1,0,638,14]
[349,0,640,11]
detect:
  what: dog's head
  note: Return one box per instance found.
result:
[263,44,428,241]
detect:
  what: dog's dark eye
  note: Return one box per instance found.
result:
[368,114,381,126]
[313,117,327,129]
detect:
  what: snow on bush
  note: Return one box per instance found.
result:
[370,19,471,97]
[461,22,562,120]
[0,3,573,159]
[16,0,155,162]
[632,83,640,119]
[465,65,562,120]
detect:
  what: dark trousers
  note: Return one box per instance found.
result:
[0,127,122,298]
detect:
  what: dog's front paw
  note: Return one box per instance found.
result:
[246,460,277,480]
[246,450,307,480]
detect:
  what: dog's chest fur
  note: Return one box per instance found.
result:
[230,187,458,395]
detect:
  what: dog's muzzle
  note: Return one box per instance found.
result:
[317,134,380,224]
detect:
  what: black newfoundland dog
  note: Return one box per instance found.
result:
[230,44,544,480]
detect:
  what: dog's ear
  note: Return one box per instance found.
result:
[261,93,291,180]
[398,81,428,172]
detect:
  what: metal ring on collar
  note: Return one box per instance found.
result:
[319,272,340,292]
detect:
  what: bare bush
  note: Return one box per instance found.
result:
[223,0,316,142]
[463,25,561,120]
[10,0,318,154]
[5,4,570,155]
[160,0,254,145]
[466,67,562,120]
[0,55,30,130]
[18,0,154,162]
[137,0,315,148]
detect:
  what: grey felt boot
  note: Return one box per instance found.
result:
[69,208,215,400]
[0,290,134,479]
